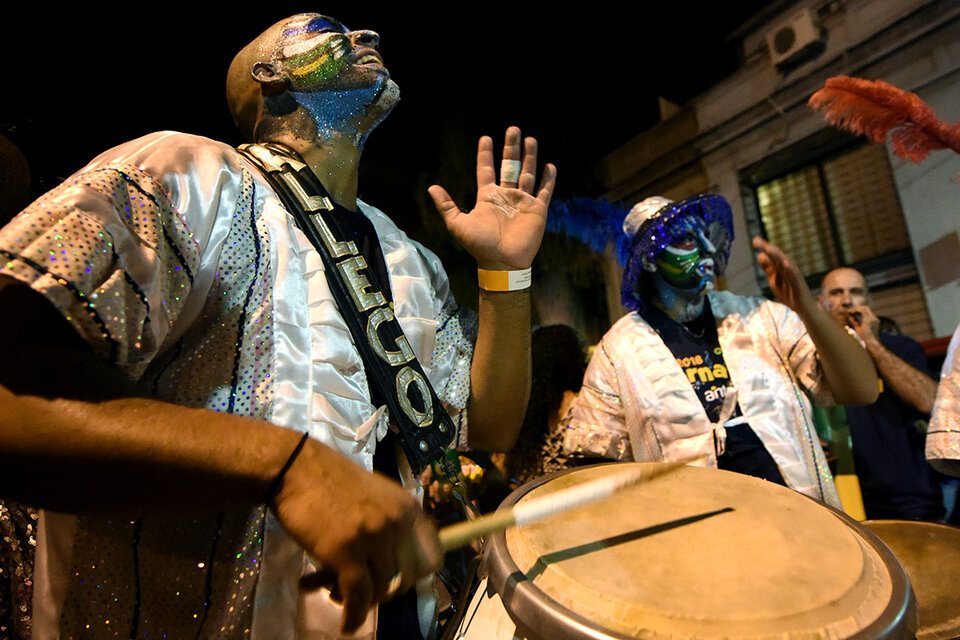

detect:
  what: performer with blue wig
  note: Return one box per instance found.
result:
[564,194,878,506]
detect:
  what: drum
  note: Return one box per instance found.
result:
[863,520,960,639]
[454,463,916,639]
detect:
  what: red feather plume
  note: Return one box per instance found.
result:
[809,75,960,163]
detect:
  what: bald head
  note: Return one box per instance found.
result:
[819,267,868,313]
[227,14,312,141]
[226,32,270,141]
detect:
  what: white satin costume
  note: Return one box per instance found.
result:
[0,132,476,639]
[927,324,960,478]
[564,290,841,507]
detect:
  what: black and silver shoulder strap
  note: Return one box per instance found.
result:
[238,142,458,475]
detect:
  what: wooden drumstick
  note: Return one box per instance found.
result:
[438,456,704,552]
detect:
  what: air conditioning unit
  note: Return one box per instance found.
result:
[766,8,825,69]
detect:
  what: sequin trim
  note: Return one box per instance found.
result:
[116,169,195,285]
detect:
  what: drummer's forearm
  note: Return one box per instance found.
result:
[0,385,302,514]
[467,288,532,451]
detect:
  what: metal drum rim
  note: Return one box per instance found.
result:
[863,518,960,639]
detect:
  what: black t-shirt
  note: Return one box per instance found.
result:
[641,300,786,486]
[641,302,733,423]
[846,333,944,520]
[324,208,427,637]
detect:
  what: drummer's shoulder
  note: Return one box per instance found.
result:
[83,132,242,172]
[709,290,795,325]
[592,312,662,361]
[605,311,655,337]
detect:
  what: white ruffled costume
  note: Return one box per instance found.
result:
[564,290,840,508]
[927,324,960,478]
[0,132,475,639]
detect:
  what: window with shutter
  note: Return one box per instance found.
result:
[745,141,932,341]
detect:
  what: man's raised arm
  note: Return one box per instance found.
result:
[844,304,937,413]
[429,126,556,451]
[752,237,878,406]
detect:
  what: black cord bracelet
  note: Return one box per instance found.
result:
[265,431,311,504]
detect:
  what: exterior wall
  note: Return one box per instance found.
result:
[698,0,960,308]
[680,0,960,336]
[602,0,960,338]
[890,70,960,337]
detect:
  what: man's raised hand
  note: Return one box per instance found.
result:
[752,236,817,315]
[428,126,556,270]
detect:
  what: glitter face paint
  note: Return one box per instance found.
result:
[279,16,352,88]
[652,226,718,322]
[291,84,391,140]
[274,14,397,143]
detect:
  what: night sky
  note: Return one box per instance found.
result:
[3,4,773,212]
[0,2,775,332]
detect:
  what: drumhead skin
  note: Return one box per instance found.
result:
[863,520,960,639]
[483,463,917,640]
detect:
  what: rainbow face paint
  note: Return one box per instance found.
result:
[275,14,389,93]
[279,16,353,88]
[272,14,398,143]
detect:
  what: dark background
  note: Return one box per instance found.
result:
[0,3,775,322]
[2,3,775,216]
[0,3,777,319]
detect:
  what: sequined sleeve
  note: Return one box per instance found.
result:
[765,300,837,407]
[927,325,960,477]
[563,339,633,461]
[0,132,246,379]
[430,301,477,450]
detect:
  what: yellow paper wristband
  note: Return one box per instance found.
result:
[477,267,532,292]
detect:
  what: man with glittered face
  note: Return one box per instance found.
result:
[0,12,555,640]
[564,194,877,506]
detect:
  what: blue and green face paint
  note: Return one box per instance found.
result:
[271,14,397,142]
[656,238,702,288]
[279,16,352,88]
[655,220,717,290]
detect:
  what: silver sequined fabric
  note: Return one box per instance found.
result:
[0,131,476,639]
[0,149,271,638]
[928,324,960,477]
[431,304,477,448]
[0,502,37,640]
[0,165,196,378]
[0,138,272,638]
[60,164,268,639]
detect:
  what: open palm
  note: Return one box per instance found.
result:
[753,236,816,313]
[428,127,556,270]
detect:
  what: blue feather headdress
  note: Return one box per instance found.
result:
[545,198,631,259]
[544,194,734,311]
